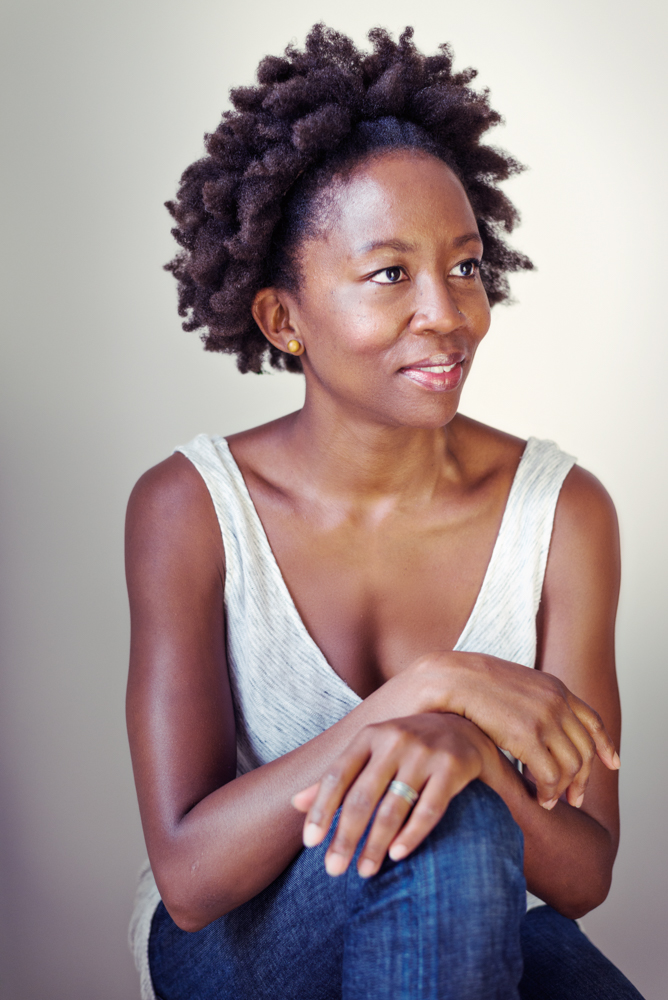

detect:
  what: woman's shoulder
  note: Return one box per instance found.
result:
[126,451,224,571]
[126,416,294,548]
[553,461,619,555]
[453,416,616,521]
[128,451,209,518]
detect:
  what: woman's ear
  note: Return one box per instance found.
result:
[252,288,303,356]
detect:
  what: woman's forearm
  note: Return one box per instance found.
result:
[481,749,616,919]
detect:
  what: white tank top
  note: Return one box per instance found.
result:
[130,434,576,1000]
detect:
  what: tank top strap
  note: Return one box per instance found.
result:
[175,432,279,601]
[454,437,576,668]
[175,433,362,776]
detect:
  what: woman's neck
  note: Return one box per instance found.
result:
[279,390,465,507]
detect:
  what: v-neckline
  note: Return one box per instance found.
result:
[220,436,531,700]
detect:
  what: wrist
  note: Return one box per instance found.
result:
[409,651,461,713]
[478,744,524,805]
[478,741,506,788]
[431,713,505,792]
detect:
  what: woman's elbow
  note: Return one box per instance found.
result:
[164,903,208,934]
[154,862,238,933]
[558,865,613,921]
[160,885,238,933]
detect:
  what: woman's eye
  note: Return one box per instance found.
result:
[370,267,405,284]
[450,258,481,278]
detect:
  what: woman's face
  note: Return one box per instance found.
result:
[282,151,491,429]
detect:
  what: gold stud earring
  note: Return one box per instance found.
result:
[287,339,303,355]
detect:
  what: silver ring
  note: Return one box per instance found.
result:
[388,779,419,808]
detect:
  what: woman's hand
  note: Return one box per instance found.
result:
[411,652,620,810]
[292,713,498,878]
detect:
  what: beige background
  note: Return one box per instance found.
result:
[1,0,666,997]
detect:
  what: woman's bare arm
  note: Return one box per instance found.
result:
[471,464,621,915]
[125,454,461,930]
[525,463,621,906]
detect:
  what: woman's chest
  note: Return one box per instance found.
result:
[255,504,503,699]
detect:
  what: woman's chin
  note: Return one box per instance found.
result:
[383,398,462,431]
[394,387,464,430]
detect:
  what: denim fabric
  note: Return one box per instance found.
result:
[518,904,644,999]
[149,781,641,999]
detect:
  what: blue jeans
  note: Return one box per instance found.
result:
[149,781,643,999]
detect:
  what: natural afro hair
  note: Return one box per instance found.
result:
[165,24,533,374]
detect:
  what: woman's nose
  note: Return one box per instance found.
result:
[409,277,463,335]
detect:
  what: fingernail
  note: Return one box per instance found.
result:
[574,792,584,809]
[303,823,323,847]
[542,797,558,811]
[325,853,348,876]
[358,859,377,878]
[389,844,408,861]
[612,752,621,769]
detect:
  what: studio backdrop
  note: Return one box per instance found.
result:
[0,1,666,997]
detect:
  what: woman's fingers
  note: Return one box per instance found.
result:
[291,782,320,813]
[352,778,419,877]
[358,731,486,874]
[569,695,620,771]
[511,678,619,808]
[558,713,598,808]
[524,707,610,809]
[323,763,397,875]
[529,699,618,809]
[518,736,564,808]
[556,701,619,809]
[542,727,589,808]
[301,741,372,848]
[387,769,467,862]
[521,735,584,809]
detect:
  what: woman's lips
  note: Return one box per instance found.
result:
[399,360,464,392]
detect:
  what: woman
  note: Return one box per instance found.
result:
[127,25,643,1000]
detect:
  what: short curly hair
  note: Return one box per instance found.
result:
[165,24,533,374]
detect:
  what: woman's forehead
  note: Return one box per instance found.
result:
[314,152,478,251]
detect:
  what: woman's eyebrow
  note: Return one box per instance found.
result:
[355,232,482,256]
[355,239,417,255]
[452,232,483,248]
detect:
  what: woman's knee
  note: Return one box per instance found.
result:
[441,779,523,850]
[410,779,526,917]
[342,781,526,993]
[427,777,522,844]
